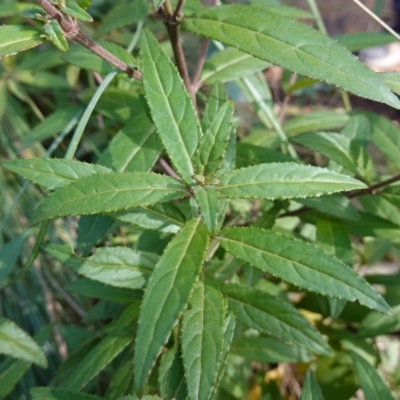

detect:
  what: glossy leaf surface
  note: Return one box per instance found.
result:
[141,30,202,183]
[3,158,111,190]
[43,244,157,289]
[222,284,331,355]
[32,172,187,224]
[134,219,209,392]
[218,163,366,200]
[218,228,390,313]
[181,279,225,400]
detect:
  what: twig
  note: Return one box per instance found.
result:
[159,158,180,179]
[192,38,210,91]
[352,0,400,41]
[172,0,185,21]
[281,173,400,218]
[36,0,142,80]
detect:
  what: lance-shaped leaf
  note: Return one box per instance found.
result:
[195,101,234,176]
[182,6,400,109]
[218,228,390,313]
[32,172,188,224]
[43,244,157,289]
[231,337,312,363]
[97,114,162,173]
[218,163,366,200]
[0,317,47,368]
[200,47,270,85]
[3,158,111,190]
[62,0,93,22]
[165,347,188,400]
[0,25,44,58]
[379,72,400,96]
[134,219,209,393]
[202,83,228,131]
[358,305,400,338]
[141,30,202,184]
[301,370,325,400]
[222,283,332,356]
[31,388,103,400]
[181,279,226,400]
[44,20,69,52]
[111,203,186,233]
[61,330,134,391]
[194,186,220,235]
[350,351,396,400]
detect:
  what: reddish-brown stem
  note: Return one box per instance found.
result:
[36,0,141,80]
[192,38,210,91]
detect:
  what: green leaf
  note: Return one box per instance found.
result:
[335,32,396,52]
[298,194,360,221]
[165,347,188,400]
[44,20,69,52]
[222,283,332,356]
[62,0,93,22]
[31,388,103,400]
[0,229,32,283]
[181,279,226,400]
[236,142,296,168]
[200,48,269,85]
[77,215,115,256]
[218,163,366,200]
[98,115,162,173]
[301,370,325,400]
[111,203,185,233]
[379,72,400,96]
[193,186,220,235]
[32,172,187,224]
[195,101,233,176]
[134,219,209,393]
[0,316,47,368]
[359,305,400,338]
[202,82,228,131]
[182,6,400,109]
[341,115,370,148]
[65,278,139,303]
[350,351,396,400]
[232,336,312,363]
[291,132,374,181]
[75,0,92,9]
[365,113,400,169]
[3,158,111,190]
[95,1,148,37]
[43,244,157,289]
[152,0,165,11]
[60,331,134,391]
[21,106,83,148]
[0,25,44,58]
[218,228,390,313]
[141,30,202,184]
[283,111,349,136]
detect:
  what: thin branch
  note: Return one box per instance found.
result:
[172,0,185,21]
[192,38,210,91]
[281,173,400,218]
[159,158,180,179]
[36,0,141,80]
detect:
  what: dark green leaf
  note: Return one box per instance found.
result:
[111,203,185,233]
[32,172,187,224]
[218,163,366,200]
[181,279,226,400]
[231,337,312,363]
[43,244,157,289]
[335,32,396,52]
[3,158,111,190]
[202,82,228,131]
[98,115,162,173]
[165,347,188,400]
[359,305,400,338]
[301,370,325,400]
[194,186,220,235]
[222,283,332,356]
[141,30,202,183]
[0,317,47,368]
[134,219,209,392]
[31,388,103,400]
[218,228,390,313]
[350,351,396,400]
[0,25,44,57]
[182,6,400,109]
